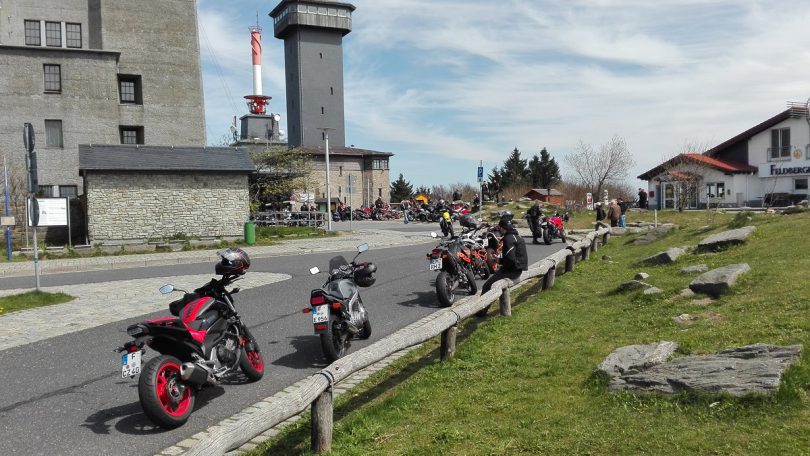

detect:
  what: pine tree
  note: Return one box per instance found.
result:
[528,147,561,193]
[499,147,529,188]
[389,173,414,202]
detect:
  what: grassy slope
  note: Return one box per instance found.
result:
[256,210,810,455]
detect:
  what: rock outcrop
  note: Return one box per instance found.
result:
[696,226,756,252]
[689,263,751,297]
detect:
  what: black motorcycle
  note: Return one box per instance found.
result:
[427,230,478,307]
[304,244,377,361]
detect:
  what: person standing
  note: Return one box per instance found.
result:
[401,198,411,224]
[618,198,628,227]
[638,188,648,210]
[452,189,461,202]
[608,199,621,227]
[526,201,543,244]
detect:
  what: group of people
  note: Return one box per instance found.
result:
[595,198,629,228]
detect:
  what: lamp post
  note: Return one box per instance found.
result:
[317,127,336,232]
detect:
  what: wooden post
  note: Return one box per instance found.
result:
[543,265,556,289]
[582,244,591,261]
[311,387,333,454]
[440,325,458,361]
[591,237,599,252]
[565,252,575,273]
[602,232,610,246]
[499,286,511,316]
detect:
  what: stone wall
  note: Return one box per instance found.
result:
[85,172,248,242]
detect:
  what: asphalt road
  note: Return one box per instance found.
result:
[0,237,563,456]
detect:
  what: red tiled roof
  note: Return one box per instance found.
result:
[682,154,757,173]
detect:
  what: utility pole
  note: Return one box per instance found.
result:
[23,123,40,291]
[317,127,335,232]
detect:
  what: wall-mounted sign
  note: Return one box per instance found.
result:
[759,160,810,177]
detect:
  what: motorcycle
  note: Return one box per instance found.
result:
[115,249,263,429]
[304,243,376,361]
[458,223,493,280]
[438,208,455,237]
[540,214,567,245]
[427,230,478,307]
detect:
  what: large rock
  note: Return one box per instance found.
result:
[681,264,708,274]
[616,280,651,292]
[597,341,678,379]
[697,226,756,252]
[606,344,802,396]
[640,247,686,265]
[689,263,751,297]
[632,226,675,245]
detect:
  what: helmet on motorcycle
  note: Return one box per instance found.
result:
[459,214,477,229]
[354,262,377,287]
[215,248,251,276]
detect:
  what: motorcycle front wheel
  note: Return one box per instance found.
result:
[435,271,457,307]
[320,314,349,362]
[465,268,478,295]
[239,336,264,382]
[543,228,552,245]
[138,355,196,429]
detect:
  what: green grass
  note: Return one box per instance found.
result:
[0,290,74,315]
[251,210,810,456]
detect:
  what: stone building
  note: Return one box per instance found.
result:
[0,0,206,199]
[79,145,253,242]
[268,0,392,208]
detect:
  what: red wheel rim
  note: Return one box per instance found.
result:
[155,362,191,417]
[247,350,264,373]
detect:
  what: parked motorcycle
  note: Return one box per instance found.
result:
[457,216,493,280]
[540,213,567,244]
[439,207,455,237]
[427,225,479,307]
[304,244,377,361]
[116,248,263,429]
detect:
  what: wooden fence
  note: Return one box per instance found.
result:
[182,227,612,455]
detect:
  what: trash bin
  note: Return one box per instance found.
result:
[244,221,256,245]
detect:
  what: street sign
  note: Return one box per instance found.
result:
[1,216,15,226]
[477,166,484,183]
[586,192,593,210]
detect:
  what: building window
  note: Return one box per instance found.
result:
[706,182,725,199]
[378,188,382,197]
[339,166,343,176]
[371,159,389,170]
[322,132,325,140]
[66,23,82,48]
[59,185,78,199]
[118,75,142,104]
[120,126,144,144]
[321,106,325,114]
[45,21,61,47]
[330,87,334,95]
[319,52,323,59]
[45,120,63,148]
[796,178,808,192]
[769,128,790,160]
[24,20,41,46]
[44,64,61,93]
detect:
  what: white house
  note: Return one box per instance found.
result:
[639,103,810,209]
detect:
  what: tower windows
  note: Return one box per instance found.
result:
[43,64,61,93]
[321,106,325,114]
[331,87,334,95]
[319,52,323,59]
[45,21,61,47]
[118,75,143,104]
[120,126,144,144]
[66,23,82,48]
[24,20,41,45]
[45,120,63,147]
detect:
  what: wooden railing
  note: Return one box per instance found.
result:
[182,227,612,455]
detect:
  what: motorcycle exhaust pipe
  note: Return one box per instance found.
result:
[181,362,213,386]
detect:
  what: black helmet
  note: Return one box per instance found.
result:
[500,210,514,222]
[215,248,250,276]
[354,262,377,287]
[498,218,514,231]
[459,214,477,229]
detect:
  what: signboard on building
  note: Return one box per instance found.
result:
[26,197,68,227]
[759,160,810,177]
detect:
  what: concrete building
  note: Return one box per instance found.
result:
[0,0,206,199]
[268,0,392,207]
[639,103,810,209]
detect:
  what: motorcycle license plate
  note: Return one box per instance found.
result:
[428,258,442,271]
[121,351,142,378]
[311,305,329,324]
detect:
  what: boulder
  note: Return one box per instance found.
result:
[606,344,803,396]
[681,264,708,274]
[640,247,686,265]
[634,272,649,280]
[696,226,756,252]
[631,225,675,245]
[597,341,678,379]
[672,313,698,324]
[643,287,663,295]
[616,280,651,292]
[689,263,751,297]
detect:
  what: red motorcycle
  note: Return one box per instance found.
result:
[116,249,264,429]
[540,214,567,244]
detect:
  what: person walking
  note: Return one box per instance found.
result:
[607,199,621,228]
[526,201,543,244]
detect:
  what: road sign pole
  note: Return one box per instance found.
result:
[478,161,484,215]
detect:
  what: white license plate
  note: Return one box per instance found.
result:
[121,351,142,378]
[429,258,443,271]
[312,305,329,324]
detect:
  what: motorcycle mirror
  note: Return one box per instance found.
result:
[357,243,369,253]
[431,232,438,238]
[309,267,320,275]
[158,284,174,294]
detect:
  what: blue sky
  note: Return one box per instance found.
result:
[198,0,810,189]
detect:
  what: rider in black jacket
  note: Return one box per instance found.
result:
[526,201,543,244]
[482,218,528,294]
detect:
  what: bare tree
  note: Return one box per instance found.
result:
[565,135,636,200]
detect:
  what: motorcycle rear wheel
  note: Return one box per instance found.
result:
[465,268,478,295]
[560,230,567,243]
[138,355,196,429]
[435,271,456,307]
[320,314,349,362]
[358,319,372,340]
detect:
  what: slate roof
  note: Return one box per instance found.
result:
[299,145,393,158]
[525,188,563,196]
[79,145,255,173]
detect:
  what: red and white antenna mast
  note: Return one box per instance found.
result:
[244,24,271,115]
